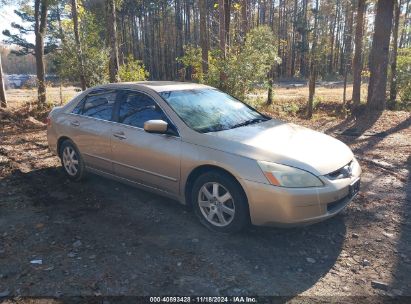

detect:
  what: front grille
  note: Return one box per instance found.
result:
[326,161,353,180]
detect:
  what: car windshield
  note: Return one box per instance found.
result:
[159,89,269,133]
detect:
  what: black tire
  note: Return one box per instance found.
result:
[59,139,85,181]
[191,171,250,233]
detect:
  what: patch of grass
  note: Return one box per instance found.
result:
[282,102,300,116]
[5,86,79,109]
[247,83,382,120]
[313,96,323,111]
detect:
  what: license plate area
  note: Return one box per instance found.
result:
[349,178,360,198]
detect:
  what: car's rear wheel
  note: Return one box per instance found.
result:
[192,171,249,233]
[59,140,85,181]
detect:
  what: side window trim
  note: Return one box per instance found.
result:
[113,89,180,136]
[72,89,117,122]
[71,96,86,115]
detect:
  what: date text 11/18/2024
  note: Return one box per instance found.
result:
[149,296,258,303]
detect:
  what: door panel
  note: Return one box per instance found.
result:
[71,116,113,172]
[111,126,181,194]
[65,89,116,173]
[111,90,181,195]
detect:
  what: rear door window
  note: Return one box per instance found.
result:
[72,90,117,121]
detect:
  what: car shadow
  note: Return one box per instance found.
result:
[0,166,347,297]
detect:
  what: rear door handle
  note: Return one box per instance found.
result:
[70,120,80,127]
[113,131,126,140]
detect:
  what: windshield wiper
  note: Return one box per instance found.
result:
[230,118,268,129]
[198,118,269,133]
[198,123,227,133]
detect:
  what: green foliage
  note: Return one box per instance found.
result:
[177,45,221,86]
[396,48,411,106]
[224,26,281,100]
[282,103,300,115]
[179,26,281,100]
[119,55,149,82]
[54,8,109,87]
[178,45,202,81]
[313,96,324,110]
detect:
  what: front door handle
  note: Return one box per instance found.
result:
[113,131,126,140]
[70,120,80,127]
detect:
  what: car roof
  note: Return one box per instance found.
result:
[92,81,211,93]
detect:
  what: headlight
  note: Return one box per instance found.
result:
[257,161,324,188]
[351,157,360,172]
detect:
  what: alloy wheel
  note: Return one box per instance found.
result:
[62,146,79,176]
[198,182,235,227]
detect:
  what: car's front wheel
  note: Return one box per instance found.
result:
[192,171,249,233]
[59,140,85,181]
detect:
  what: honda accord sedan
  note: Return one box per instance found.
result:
[47,81,361,233]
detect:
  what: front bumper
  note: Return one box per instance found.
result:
[46,125,58,156]
[242,174,360,227]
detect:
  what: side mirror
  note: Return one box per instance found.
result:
[144,120,168,134]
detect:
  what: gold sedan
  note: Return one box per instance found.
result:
[47,82,361,233]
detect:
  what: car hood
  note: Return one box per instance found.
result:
[197,119,353,176]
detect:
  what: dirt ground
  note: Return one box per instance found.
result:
[0,87,410,301]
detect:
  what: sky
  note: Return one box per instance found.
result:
[0,4,35,45]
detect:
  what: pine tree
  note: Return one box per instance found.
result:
[2,0,55,106]
[34,0,49,107]
[307,0,320,118]
[352,0,366,107]
[199,0,209,74]
[367,0,395,111]
[107,0,120,83]
[389,0,402,105]
[0,55,6,108]
[71,0,87,90]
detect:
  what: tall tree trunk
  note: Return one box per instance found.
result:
[193,1,199,46]
[71,0,87,90]
[56,4,65,43]
[399,0,410,48]
[150,11,158,80]
[118,12,124,65]
[279,0,287,77]
[107,0,120,83]
[290,0,298,77]
[352,0,366,107]
[199,0,209,75]
[389,0,401,105]
[34,0,48,107]
[0,55,6,108]
[328,2,338,75]
[175,0,184,79]
[241,0,248,41]
[277,0,283,77]
[300,0,308,78]
[367,0,394,112]
[219,0,226,57]
[185,0,191,44]
[333,4,343,74]
[267,67,274,104]
[219,0,226,87]
[143,12,151,76]
[160,4,167,80]
[307,0,319,119]
[224,0,231,50]
[342,0,354,107]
